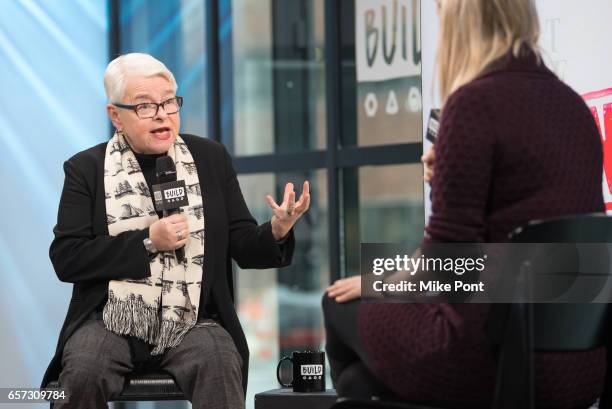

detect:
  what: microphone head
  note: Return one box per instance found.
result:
[156,156,177,183]
[426,109,441,143]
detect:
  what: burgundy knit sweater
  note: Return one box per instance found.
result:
[359,52,605,409]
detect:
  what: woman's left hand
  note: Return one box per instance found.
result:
[326,276,361,303]
[266,181,310,241]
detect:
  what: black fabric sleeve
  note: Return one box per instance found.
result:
[222,147,295,269]
[49,159,152,284]
[275,233,291,245]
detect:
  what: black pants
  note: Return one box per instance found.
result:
[322,295,394,399]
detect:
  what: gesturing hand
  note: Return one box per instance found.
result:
[266,181,310,241]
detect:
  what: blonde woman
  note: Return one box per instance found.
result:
[324,0,605,407]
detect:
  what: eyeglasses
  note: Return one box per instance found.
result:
[113,96,183,119]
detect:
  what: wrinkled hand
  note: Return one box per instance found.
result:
[149,214,189,251]
[266,181,311,241]
[422,146,435,183]
[326,276,361,303]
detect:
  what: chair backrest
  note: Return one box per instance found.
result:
[492,213,612,409]
[511,213,612,243]
[510,213,612,351]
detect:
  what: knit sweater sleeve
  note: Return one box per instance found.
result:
[425,85,496,242]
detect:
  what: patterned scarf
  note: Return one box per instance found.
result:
[102,132,205,355]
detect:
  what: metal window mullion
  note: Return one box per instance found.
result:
[107,0,120,139]
[324,0,342,283]
[205,0,221,143]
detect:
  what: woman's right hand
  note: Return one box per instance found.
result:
[326,276,361,303]
[149,214,189,251]
[422,146,435,183]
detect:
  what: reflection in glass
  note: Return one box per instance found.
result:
[232,0,326,156]
[343,163,424,274]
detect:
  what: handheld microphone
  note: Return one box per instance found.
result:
[154,156,189,263]
[426,109,441,143]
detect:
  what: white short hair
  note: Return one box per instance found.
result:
[103,53,177,102]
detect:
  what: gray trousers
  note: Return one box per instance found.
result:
[55,316,245,409]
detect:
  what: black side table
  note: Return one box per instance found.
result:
[255,388,338,409]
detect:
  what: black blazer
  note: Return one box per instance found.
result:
[41,134,295,393]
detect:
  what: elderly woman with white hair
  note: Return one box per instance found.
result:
[41,53,310,409]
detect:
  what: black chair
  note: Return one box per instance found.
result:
[331,214,612,409]
[46,370,186,402]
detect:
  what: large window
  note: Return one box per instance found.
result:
[226,1,424,404]
[232,0,326,156]
[236,170,328,397]
[112,1,423,407]
[229,1,330,403]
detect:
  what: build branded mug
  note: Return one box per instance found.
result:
[276,351,325,392]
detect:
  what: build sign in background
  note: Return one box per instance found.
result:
[355,0,422,146]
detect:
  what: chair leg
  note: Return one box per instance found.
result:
[492,303,535,409]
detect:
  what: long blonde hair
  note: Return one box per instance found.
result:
[436,0,540,104]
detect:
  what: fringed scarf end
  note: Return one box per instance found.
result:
[102,296,160,345]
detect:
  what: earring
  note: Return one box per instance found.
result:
[116,129,124,136]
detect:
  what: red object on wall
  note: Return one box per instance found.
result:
[604,103,612,195]
[590,106,602,135]
[583,88,612,207]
